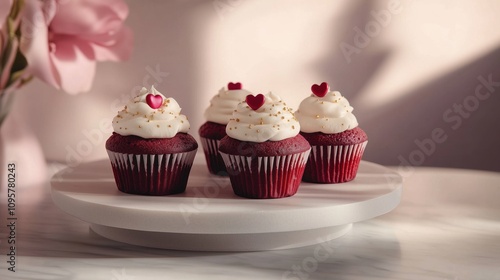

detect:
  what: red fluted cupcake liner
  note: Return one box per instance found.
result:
[303,141,367,183]
[107,150,197,195]
[200,137,227,176]
[219,150,310,199]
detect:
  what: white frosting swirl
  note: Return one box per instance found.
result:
[226,92,300,142]
[295,90,358,134]
[112,86,190,138]
[204,87,252,124]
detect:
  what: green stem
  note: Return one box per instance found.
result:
[0,89,15,128]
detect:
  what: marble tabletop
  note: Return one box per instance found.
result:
[1,164,500,280]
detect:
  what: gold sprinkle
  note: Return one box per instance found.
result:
[139,125,142,128]
[157,125,160,128]
[168,125,172,128]
[292,125,295,129]
[236,118,240,122]
[181,120,184,123]
[229,127,232,130]
[281,116,285,119]
[256,129,260,133]
[315,115,320,119]
[321,101,324,104]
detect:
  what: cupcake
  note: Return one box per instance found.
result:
[105,86,198,195]
[199,82,252,175]
[295,82,367,183]
[219,93,311,199]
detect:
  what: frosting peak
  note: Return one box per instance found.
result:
[204,84,252,125]
[112,86,190,138]
[225,92,300,142]
[295,86,358,134]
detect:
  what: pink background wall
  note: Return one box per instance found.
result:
[10,0,500,172]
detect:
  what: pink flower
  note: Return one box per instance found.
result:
[20,0,133,94]
[1,1,13,88]
[0,1,12,29]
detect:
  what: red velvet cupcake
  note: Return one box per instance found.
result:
[199,82,252,175]
[219,93,311,199]
[106,86,198,195]
[295,82,367,183]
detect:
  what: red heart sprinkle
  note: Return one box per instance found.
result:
[246,94,265,111]
[228,82,242,90]
[311,82,329,97]
[146,94,163,109]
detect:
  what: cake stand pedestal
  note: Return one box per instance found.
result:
[51,156,402,251]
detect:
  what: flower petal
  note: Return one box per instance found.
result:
[50,39,97,94]
[0,0,13,29]
[20,0,61,89]
[50,0,129,35]
[87,25,133,61]
[0,0,13,59]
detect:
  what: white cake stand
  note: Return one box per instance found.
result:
[51,156,402,251]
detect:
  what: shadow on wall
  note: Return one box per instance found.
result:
[315,0,392,100]
[364,46,500,172]
[313,0,500,171]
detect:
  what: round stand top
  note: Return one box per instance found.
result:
[51,156,402,235]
